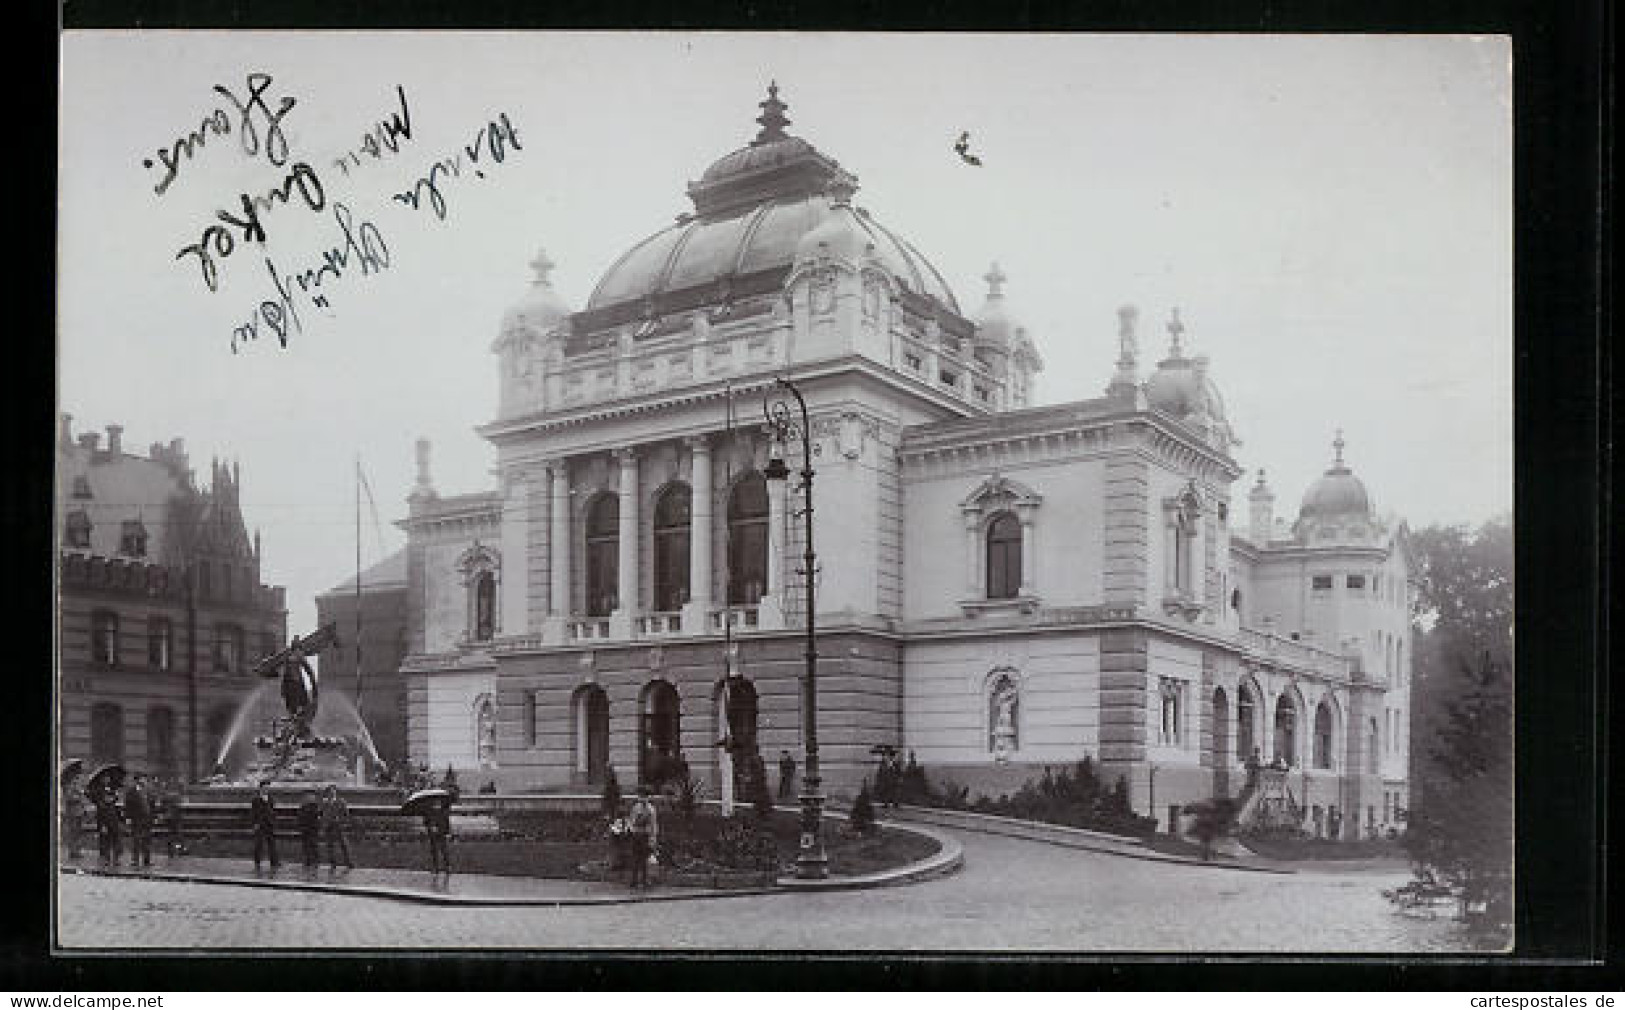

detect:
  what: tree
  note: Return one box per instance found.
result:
[1403,517,1513,937]
[848,782,877,835]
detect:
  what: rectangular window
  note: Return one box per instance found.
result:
[905,353,922,371]
[119,520,148,557]
[72,475,92,499]
[1311,575,1333,590]
[64,511,92,548]
[213,624,244,674]
[91,611,119,666]
[1158,678,1184,746]
[524,693,539,748]
[1346,574,1366,589]
[940,369,958,387]
[147,617,172,670]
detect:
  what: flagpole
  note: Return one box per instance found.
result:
[353,455,364,782]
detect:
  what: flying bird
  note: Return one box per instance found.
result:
[953,131,983,167]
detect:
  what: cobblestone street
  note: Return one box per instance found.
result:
[56,829,1485,953]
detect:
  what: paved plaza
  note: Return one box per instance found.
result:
[55,828,1485,953]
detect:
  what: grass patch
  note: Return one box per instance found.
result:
[1238,834,1408,862]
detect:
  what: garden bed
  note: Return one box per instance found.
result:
[1235,834,1408,862]
[172,808,938,884]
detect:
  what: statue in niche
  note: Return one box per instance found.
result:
[989,675,1019,762]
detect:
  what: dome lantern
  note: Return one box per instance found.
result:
[1299,429,1374,522]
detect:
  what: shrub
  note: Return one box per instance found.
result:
[748,755,775,821]
[849,782,877,835]
[674,770,706,824]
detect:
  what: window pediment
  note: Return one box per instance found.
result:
[960,472,1041,513]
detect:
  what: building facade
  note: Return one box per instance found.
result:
[398,85,1412,837]
[56,416,288,783]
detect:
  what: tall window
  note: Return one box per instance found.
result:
[147,616,172,670]
[119,519,148,557]
[1172,513,1192,592]
[986,512,1022,599]
[213,623,244,673]
[1313,701,1334,769]
[523,691,539,748]
[1237,685,1257,761]
[727,472,769,604]
[652,483,692,612]
[147,705,176,777]
[1274,692,1298,766]
[1158,678,1185,745]
[1367,718,1380,774]
[91,610,119,666]
[64,510,92,548]
[90,702,124,764]
[584,494,619,617]
[473,571,496,641]
[1212,687,1231,766]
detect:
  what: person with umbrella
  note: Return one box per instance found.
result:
[60,760,85,861]
[122,772,154,869]
[86,765,125,868]
[249,780,280,871]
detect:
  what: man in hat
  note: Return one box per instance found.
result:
[318,785,353,869]
[92,781,122,868]
[422,795,451,875]
[778,750,797,802]
[61,780,86,861]
[296,791,321,869]
[122,773,154,869]
[626,785,658,890]
[249,781,279,871]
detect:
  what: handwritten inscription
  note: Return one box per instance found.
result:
[331,86,415,177]
[230,202,392,352]
[177,161,327,291]
[144,73,297,196]
[393,112,522,220]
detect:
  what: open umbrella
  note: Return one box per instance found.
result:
[59,758,85,788]
[400,788,452,816]
[83,763,126,798]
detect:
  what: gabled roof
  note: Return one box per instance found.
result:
[319,548,408,596]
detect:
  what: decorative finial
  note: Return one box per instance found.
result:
[1333,429,1346,466]
[753,81,791,145]
[529,249,555,286]
[1256,468,1267,487]
[984,262,1007,298]
[827,174,857,208]
[1117,304,1139,361]
[1167,307,1185,357]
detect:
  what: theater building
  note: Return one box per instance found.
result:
[397,85,1413,836]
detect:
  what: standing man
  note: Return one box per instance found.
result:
[92,782,121,868]
[61,781,86,861]
[249,781,280,871]
[627,785,658,890]
[777,750,797,802]
[296,791,321,869]
[422,796,451,875]
[123,773,154,869]
[319,785,354,869]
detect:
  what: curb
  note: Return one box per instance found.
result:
[884,806,1294,876]
[57,821,963,905]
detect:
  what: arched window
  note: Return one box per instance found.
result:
[472,571,497,641]
[1237,685,1257,761]
[585,494,619,617]
[987,672,1019,756]
[147,705,176,777]
[474,694,497,768]
[719,676,759,756]
[1159,678,1186,746]
[653,483,692,613]
[64,510,92,548]
[727,472,769,604]
[1274,692,1298,767]
[90,702,124,764]
[1313,701,1334,769]
[1367,718,1380,774]
[1172,512,1192,591]
[986,513,1022,599]
[91,610,119,666]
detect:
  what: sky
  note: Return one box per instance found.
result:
[58,32,1513,633]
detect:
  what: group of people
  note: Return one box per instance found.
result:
[64,772,164,869]
[249,782,356,872]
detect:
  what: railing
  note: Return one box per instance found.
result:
[708,605,760,633]
[635,612,684,637]
[567,618,612,641]
[547,323,784,412]
[1237,627,1352,679]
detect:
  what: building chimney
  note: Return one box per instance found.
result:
[409,437,438,502]
[1248,469,1275,545]
[78,432,100,454]
[59,413,74,450]
[106,424,123,455]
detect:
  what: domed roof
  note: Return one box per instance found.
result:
[1143,310,1226,422]
[583,83,960,316]
[972,263,1017,349]
[1300,432,1372,519]
[500,249,571,338]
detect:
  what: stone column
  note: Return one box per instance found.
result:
[1016,502,1038,597]
[499,467,529,637]
[545,459,571,640]
[962,508,981,596]
[683,436,714,632]
[760,455,789,629]
[612,447,640,637]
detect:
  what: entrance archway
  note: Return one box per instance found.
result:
[640,680,682,787]
[715,677,760,795]
[1212,687,1231,797]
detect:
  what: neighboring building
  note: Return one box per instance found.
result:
[397,85,1413,837]
[56,415,288,782]
[315,549,411,773]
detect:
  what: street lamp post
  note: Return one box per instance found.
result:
[763,376,828,880]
